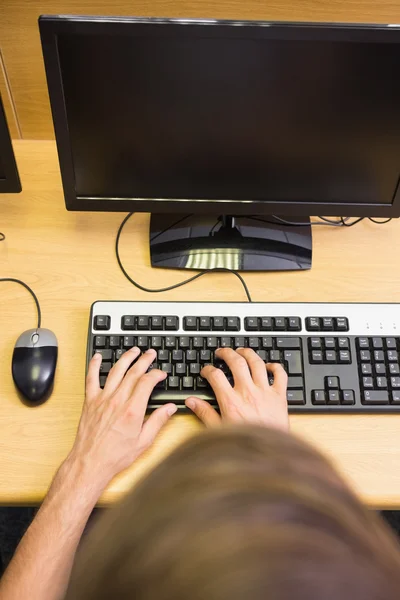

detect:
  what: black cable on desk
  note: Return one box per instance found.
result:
[0,278,41,330]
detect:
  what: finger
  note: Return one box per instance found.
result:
[139,404,177,451]
[201,364,233,410]
[86,352,102,397]
[267,362,288,397]
[235,348,269,388]
[214,348,253,389]
[119,349,158,398]
[185,397,221,427]
[105,346,141,394]
[126,369,168,419]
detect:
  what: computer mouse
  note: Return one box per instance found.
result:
[12,328,58,405]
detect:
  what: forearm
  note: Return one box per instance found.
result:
[0,455,104,600]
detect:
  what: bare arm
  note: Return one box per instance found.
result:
[0,348,177,600]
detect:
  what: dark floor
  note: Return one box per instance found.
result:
[1,508,400,576]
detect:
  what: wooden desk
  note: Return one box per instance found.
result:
[1,140,400,508]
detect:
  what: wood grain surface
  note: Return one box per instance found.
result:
[1,140,400,507]
[0,1,399,139]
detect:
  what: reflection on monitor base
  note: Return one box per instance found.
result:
[150,214,312,272]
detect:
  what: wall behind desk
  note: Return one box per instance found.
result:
[0,0,399,140]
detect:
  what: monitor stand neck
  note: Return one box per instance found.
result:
[149,213,312,272]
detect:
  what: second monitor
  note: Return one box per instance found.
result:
[39,16,400,271]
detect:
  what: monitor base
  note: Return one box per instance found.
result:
[150,214,312,272]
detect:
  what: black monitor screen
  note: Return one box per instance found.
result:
[48,21,400,210]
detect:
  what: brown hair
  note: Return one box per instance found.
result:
[67,426,400,600]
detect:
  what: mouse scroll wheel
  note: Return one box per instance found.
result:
[31,333,40,345]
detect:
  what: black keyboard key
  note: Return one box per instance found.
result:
[288,317,301,331]
[375,363,386,375]
[312,390,326,405]
[325,351,337,363]
[172,349,184,363]
[206,337,218,349]
[167,376,180,389]
[309,337,322,349]
[391,377,400,388]
[389,364,400,375]
[362,390,389,405]
[376,377,388,389]
[175,363,187,375]
[311,350,323,364]
[137,316,150,330]
[287,390,305,405]
[94,349,113,361]
[248,337,260,349]
[137,336,149,350]
[121,315,135,330]
[184,316,198,331]
[196,376,209,389]
[386,338,397,349]
[179,336,190,349]
[374,351,385,362]
[165,336,176,349]
[360,350,371,362]
[273,317,286,331]
[99,362,112,374]
[234,337,246,348]
[387,350,399,362]
[256,350,268,361]
[245,317,259,331]
[362,377,374,388]
[200,349,212,363]
[306,317,321,331]
[215,360,230,374]
[269,350,281,362]
[123,336,135,349]
[361,364,372,375]
[227,317,240,331]
[186,349,198,362]
[322,317,334,331]
[338,337,350,350]
[262,337,273,349]
[288,376,303,389]
[284,351,303,375]
[94,335,106,348]
[277,337,301,349]
[115,349,126,360]
[324,338,335,349]
[147,362,159,372]
[372,337,383,349]
[326,376,339,389]
[328,390,340,404]
[109,335,120,348]
[151,316,163,330]
[192,336,204,348]
[335,317,349,331]
[182,376,194,389]
[190,363,201,375]
[260,317,273,331]
[161,363,173,374]
[158,349,169,362]
[151,336,163,349]
[342,390,355,405]
[165,316,179,330]
[392,391,400,404]
[199,316,211,330]
[339,350,351,364]
[220,337,233,348]
[212,317,225,331]
[99,376,107,389]
[94,315,111,330]
[358,338,369,348]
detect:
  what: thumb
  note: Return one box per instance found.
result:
[139,404,177,450]
[185,397,221,427]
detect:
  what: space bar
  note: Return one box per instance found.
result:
[150,389,216,404]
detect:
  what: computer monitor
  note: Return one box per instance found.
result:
[0,94,21,193]
[39,16,400,271]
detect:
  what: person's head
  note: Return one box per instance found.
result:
[67,426,400,600]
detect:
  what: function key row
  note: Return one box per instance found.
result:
[184,316,240,331]
[306,317,349,332]
[244,316,301,332]
[121,315,179,331]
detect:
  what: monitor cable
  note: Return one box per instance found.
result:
[0,278,41,330]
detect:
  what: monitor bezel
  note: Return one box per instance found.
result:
[39,15,400,216]
[0,94,21,193]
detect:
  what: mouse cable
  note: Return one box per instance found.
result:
[0,278,41,330]
[115,212,253,302]
[0,232,5,241]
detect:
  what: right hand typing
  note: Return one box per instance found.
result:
[185,347,289,431]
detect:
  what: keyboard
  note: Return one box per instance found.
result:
[87,301,400,413]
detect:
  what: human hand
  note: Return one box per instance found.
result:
[66,348,177,493]
[185,348,289,431]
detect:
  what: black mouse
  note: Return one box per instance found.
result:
[12,328,58,405]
